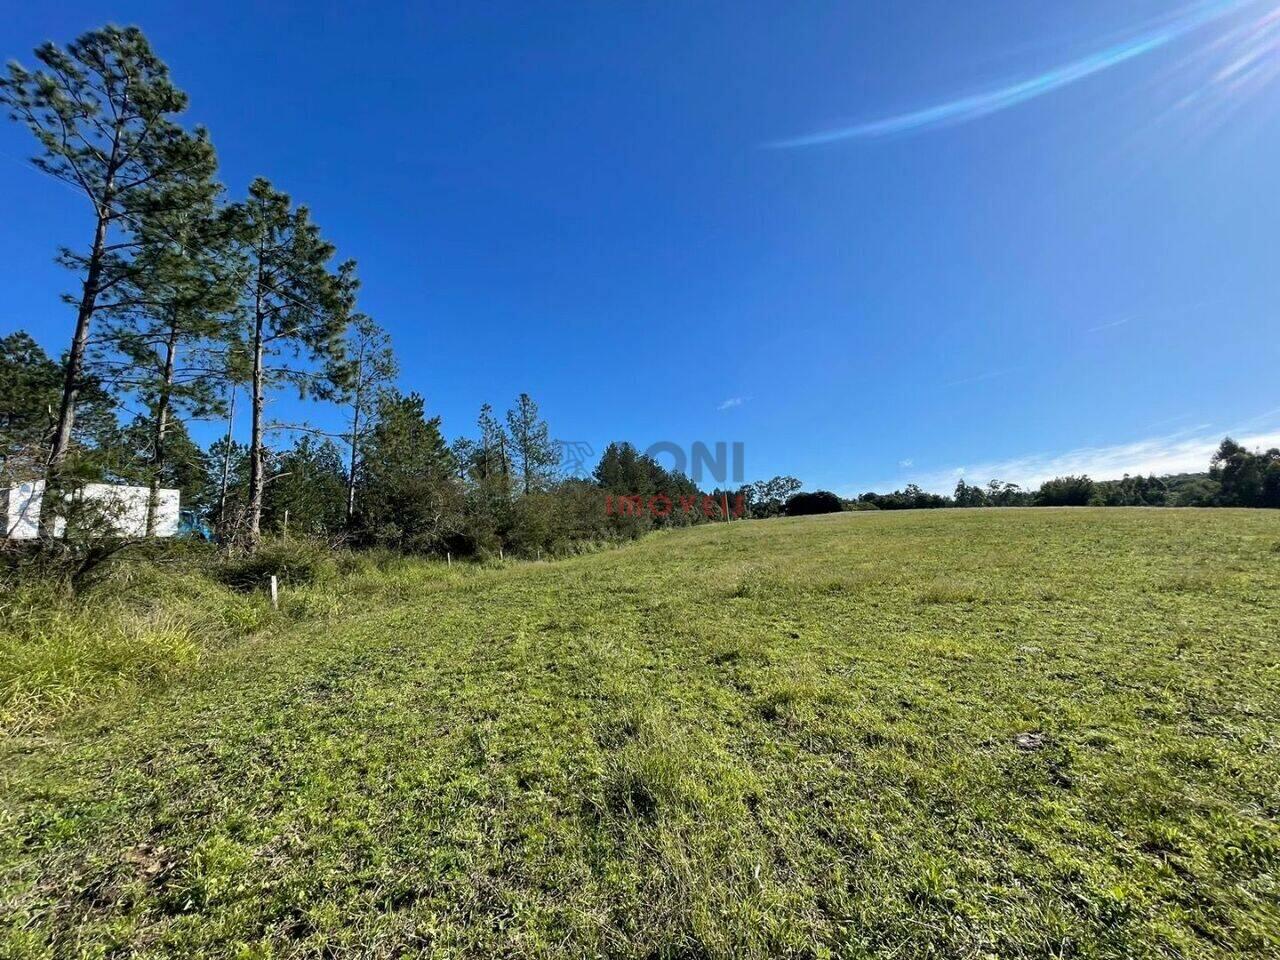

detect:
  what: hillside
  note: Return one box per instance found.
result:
[3,509,1279,958]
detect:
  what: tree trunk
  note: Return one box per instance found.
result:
[346,393,361,523]
[44,103,123,534]
[523,433,532,495]
[246,306,266,551]
[345,345,365,524]
[217,386,236,532]
[41,210,109,534]
[146,318,180,537]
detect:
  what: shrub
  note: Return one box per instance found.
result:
[216,537,336,591]
[1035,475,1095,506]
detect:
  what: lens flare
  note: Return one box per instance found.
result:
[767,0,1265,147]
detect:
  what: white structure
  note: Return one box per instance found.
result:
[2,480,180,539]
[2,480,50,539]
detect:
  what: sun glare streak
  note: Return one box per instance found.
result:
[767,0,1267,147]
[1136,3,1280,143]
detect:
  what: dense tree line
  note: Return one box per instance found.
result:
[4,306,744,559]
[713,439,1278,519]
[843,439,1278,511]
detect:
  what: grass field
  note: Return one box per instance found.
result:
[2,509,1278,958]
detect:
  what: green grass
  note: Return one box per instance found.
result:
[2,509,1278,958]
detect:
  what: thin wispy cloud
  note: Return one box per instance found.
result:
[898,458,914,468]
[1086,317,1132,333]
[717,397,746,411]
[1234,405,1280,430]
[766,0,1254,147]
[893,419,1280,494]
[943,368,1017,388]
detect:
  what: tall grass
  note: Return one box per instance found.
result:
[0,539,461,735]
[0,563,269,735]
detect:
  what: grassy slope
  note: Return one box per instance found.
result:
[2,509,1278,958]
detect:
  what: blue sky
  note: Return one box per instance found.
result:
[3,1,1279,493]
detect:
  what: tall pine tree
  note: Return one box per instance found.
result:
[228,178,356,549]
[506,393,557,495]
[93,175,240,534]
[1,27,216,504]
[356,391,461,552]
[328,313,397,523]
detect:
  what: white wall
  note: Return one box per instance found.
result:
[2,481,180,539]
[3,480,45,539]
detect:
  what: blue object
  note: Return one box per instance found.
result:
[178,510,214,542]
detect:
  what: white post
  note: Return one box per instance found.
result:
[270,574,279,610]
[446,551,452,567]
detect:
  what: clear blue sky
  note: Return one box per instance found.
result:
[3,1,1278,493]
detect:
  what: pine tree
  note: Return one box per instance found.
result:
[356,391,461,552]
[94,175,240,534]
[209,435,250,534]
[506,393,556,495]
[0,331,122,489]
[228,178,356,549]
[112,415,215,516]
[476,403,511,488]
[328,314,397,523]
[0,332,62,476]
[262,436,348,537]
[459,404,515,553]
[1,27,217,505]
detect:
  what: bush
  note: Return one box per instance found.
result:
[216,537,336,591]
[1036,475,1095,506]
[784,491,845,516]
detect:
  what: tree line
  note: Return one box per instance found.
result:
[2,312,744,555]
[840,439,1278,512]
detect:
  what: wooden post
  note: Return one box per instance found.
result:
[446,551,452,567]
[499,546,504,561]
[723,493,730,522]
[269,574,279,610]
[282,509,289,540]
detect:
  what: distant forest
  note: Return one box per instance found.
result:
[846,440,1279,513]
